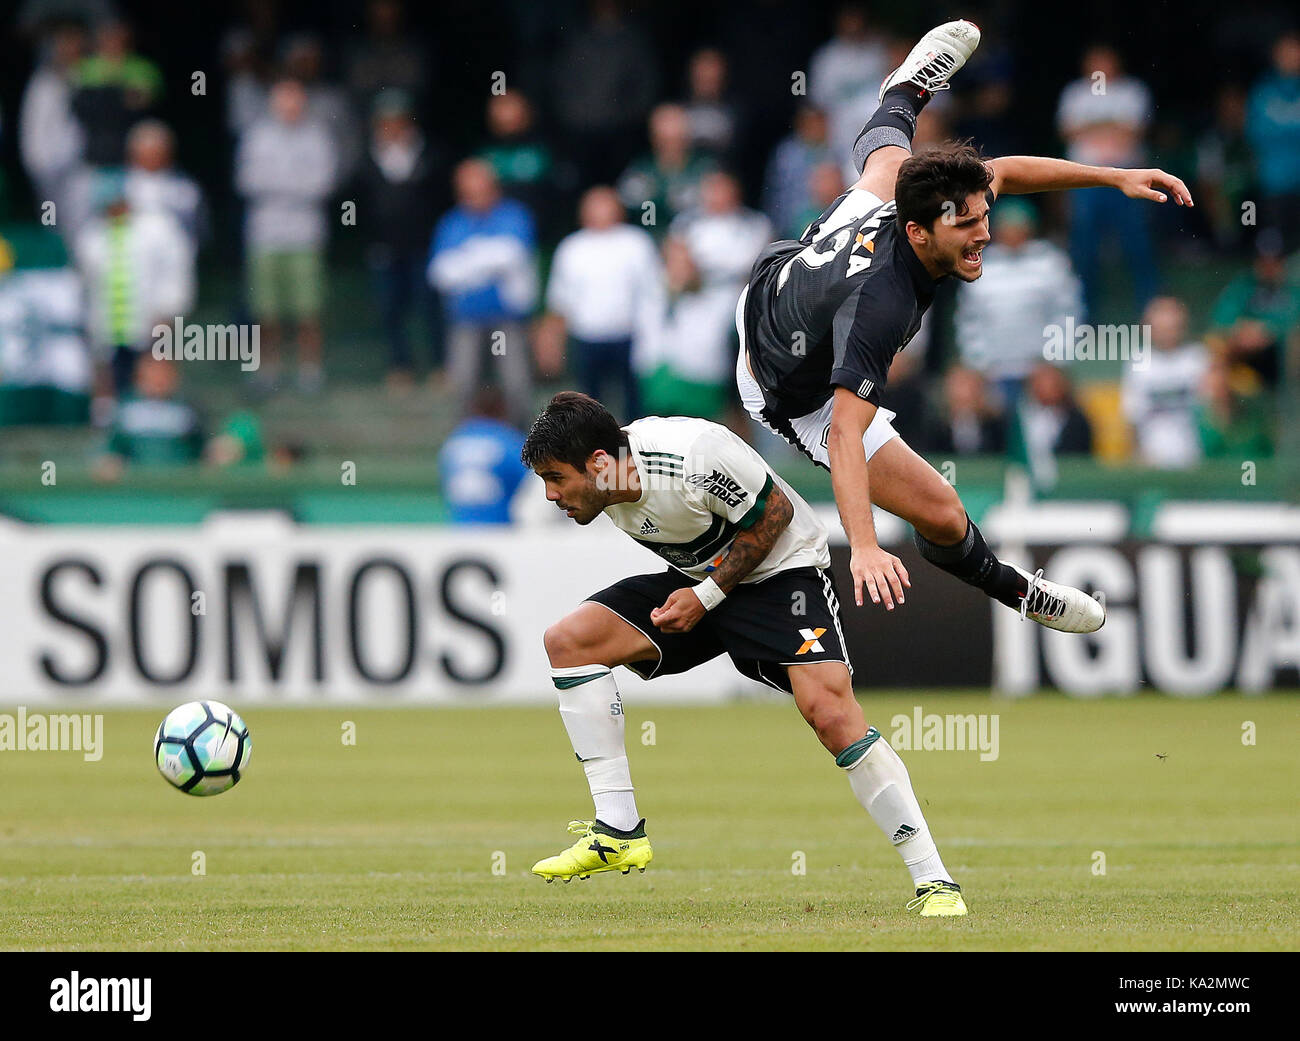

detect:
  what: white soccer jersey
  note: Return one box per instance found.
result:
[0,268,90,391]
[1122,342,1209,468]
[602,416,830,583]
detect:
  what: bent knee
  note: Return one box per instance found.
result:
[543,616,604,668]
[803,688,858,738]
[543,620,581,666]
[920,485,968,545]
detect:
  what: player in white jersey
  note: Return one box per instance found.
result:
[520,391,967,916]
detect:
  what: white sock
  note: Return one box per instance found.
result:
[838,728,953,888]
[586,762,639,833]
[550,665,640,832]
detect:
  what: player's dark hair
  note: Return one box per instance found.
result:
[521,391,630,471]
[894,141,993,232]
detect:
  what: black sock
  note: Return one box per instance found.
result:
[594,818,646,840]
[851,85,932,172]
[913,515,1026,609]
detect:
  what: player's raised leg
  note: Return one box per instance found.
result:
[851,20,981,201]
[531,603,655,882]
[866,437,1105,633]
[786,660,966,916]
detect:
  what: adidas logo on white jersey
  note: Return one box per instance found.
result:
[639,518,660,535]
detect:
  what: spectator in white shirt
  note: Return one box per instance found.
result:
[1056,45,1159,315]
[1057,45,1153,169]
[1123,296,1208,469]
[236,78,338,393]
[74,173,193,407]
[809,4,890,180]
[954,198,1082,409]
[282,33,362,183]
[66,120,204,253]
[124,120,206,247]
[19,22,87,241]
[536,186,662,423]
[638,236,733,422]
[668,170,771,292]
[639,171,769,422]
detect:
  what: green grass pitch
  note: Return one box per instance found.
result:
[1,692,1296,951]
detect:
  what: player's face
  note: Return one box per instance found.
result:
[922,192,991,282]
[535,458,606,525]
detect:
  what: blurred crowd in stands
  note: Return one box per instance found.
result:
[0,0,1297,510]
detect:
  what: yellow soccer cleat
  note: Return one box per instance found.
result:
[907,880,968,917]
[532,819,653,883]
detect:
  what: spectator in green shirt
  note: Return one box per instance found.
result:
[70,19,163,169]
[1208,230,1300,387]
[617,104,715,239]
[1196,355,1274,459]
[478,90,568,244]
[205,410,267,468]
[95,355,201,481]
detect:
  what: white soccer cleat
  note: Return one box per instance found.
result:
[1012,566,1106,634]
[878,19,981,101]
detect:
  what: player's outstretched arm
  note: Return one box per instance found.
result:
[828,388,910,611]
[985,156,1193,207]
[649,485,795,634]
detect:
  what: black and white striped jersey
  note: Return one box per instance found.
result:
[601,416,830,583]
[741,187,937,421]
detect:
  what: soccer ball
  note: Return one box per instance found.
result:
[154,701,252,796]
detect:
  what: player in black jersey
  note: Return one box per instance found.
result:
[737,20,1192,633]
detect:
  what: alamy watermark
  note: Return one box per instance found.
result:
[1043,317,1150,370]
[889,705,999,762]
[152,318,260,371]
[0,707,103,761]
[50,973,150,1021]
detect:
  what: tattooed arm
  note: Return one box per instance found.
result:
[709,482,794,594]
[650,482,794,634]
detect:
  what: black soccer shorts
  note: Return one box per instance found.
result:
[585,565,852,694]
